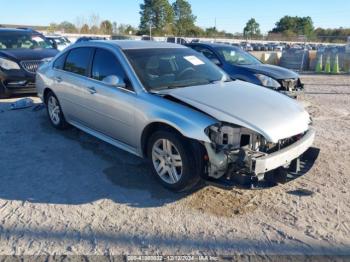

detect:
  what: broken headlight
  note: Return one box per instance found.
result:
[205,123,262,151]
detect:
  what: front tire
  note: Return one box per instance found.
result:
[45,91,69,130]
[147,130,202,192]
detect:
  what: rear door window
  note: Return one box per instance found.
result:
[64,47,94,76]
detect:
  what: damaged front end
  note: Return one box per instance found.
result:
[278,78,304,99]
[203,122,316,186]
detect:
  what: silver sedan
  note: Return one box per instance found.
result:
[36,40,315,191]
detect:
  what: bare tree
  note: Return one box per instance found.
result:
[75,16,86,33]
[89,13,100,29]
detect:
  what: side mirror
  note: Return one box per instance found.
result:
[210,58,221,66]
[102,75,126,88]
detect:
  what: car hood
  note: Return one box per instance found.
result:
[160,80,310,143]
[0,49,59,62]
[239,63,299,79]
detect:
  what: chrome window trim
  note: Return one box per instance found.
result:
[52,67,137,95]
[51,45,138,95]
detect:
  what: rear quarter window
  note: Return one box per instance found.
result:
[53,53,67,70]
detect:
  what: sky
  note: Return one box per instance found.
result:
[1,0,350,33]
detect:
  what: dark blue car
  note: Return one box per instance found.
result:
[186,42,304,97]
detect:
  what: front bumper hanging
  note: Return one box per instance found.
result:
[252,128,316,175]
[204,128,317,189]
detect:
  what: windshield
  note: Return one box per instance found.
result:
[0,33,54,50]
[216,46,261,66]
[124,48,230,91]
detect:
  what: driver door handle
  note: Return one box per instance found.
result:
[87,86,97,94]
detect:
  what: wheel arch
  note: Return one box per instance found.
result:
[43,87,54,104]
[141,122,184,158]
[141,121,208,180]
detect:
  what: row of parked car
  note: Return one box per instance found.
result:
[214,41,340,53]
[0,28,305,99]
[0,27,316,191]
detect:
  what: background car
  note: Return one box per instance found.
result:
[111,35,132,40]
[75,36,107,43]
[187,42,304,97]
[166,37,187,45]
[241,42,253,51]
[141,35,154,41]
[46,35,71,51]
[0,28,58,98]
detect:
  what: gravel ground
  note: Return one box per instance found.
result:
[0,74,349,257]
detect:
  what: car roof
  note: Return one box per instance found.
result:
[187,42,240,50]
[96,40,187,50]
[0,28,33,33]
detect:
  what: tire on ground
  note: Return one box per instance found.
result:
[147,130,203,192]
[45,90,69,130]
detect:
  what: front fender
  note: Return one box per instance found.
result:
[134,93,218,149]
[146,113,216,144]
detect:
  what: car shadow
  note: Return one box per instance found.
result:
[0,100,198,207]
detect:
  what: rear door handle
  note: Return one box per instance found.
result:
[54,76,62,83]
[87,86,97,94]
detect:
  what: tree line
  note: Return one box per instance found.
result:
[47,13,138,36]
[44,0,349,43]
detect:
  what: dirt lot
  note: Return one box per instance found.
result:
[0,74,349,256]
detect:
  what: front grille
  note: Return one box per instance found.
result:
[20,60,42,74]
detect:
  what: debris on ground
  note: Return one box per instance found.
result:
[10,98,34,110]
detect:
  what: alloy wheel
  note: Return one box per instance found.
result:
[48,95,61,125]
[152,138,183,184]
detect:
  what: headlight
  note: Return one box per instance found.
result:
[0,57,20,70]
[255,74,281,89]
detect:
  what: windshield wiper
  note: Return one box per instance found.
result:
[155,78,233,91]
[164,80,211,89]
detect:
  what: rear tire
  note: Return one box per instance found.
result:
[45,91,69,130]
[147,130,202,192]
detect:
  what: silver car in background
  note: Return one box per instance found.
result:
[36,41,315,191]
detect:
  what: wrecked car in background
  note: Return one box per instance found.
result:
[187,42,304,98]
[36,40,315,191]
